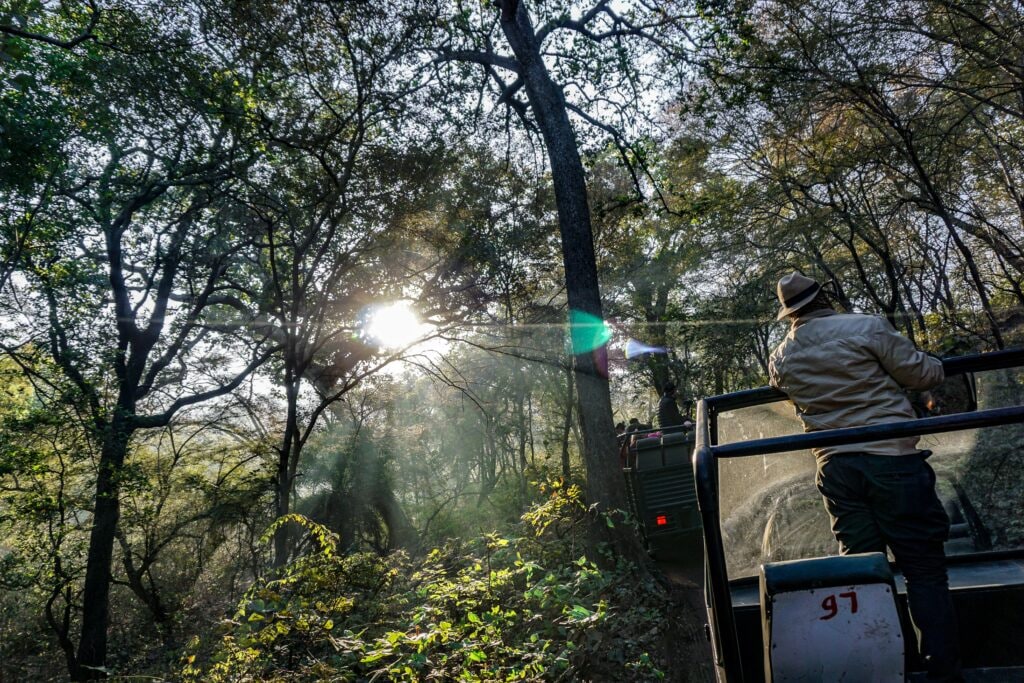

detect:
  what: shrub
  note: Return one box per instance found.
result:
[180,481,676,682]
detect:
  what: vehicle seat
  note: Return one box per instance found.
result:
[634,437,663,470]
[661,431,693,466]
[760,552,904,682]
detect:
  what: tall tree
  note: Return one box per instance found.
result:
[427,0,694,538]
[0,4,276,677]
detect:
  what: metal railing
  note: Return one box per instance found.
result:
[692,348,1024,683]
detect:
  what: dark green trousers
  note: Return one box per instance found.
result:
[816,452,963,682]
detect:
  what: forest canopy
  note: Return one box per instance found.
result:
[0,0,1021,680]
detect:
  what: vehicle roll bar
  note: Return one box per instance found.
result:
[692,348,1024,683]
[694,398,744,681]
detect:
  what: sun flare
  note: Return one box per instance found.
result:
[361,302,427,349]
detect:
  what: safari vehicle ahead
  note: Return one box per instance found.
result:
[692,349,1024,682]
[622,429,702,567]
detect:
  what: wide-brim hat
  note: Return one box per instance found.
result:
[776,271,821,320]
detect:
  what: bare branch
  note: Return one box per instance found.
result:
[0,1,100,50]
[131,345,280,430]
[433,47,521,74]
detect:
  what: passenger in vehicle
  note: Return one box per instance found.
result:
[615,422,630,468]
[768,271,961,682]
[657,382,692,434]
[625,417,649,433]
[622,418,651,468]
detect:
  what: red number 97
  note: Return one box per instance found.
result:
[820,591,858,620]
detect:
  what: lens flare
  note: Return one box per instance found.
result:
[568,309,612,354]
[624,339,668,359]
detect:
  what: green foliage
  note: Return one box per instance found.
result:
[182,483,675,682]
[684,0,1024,353]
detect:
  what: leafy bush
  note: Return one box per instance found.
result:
[180,481,680,681]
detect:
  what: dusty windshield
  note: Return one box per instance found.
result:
[716,368,1024,578]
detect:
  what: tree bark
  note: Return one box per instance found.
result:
[644,284,672,393]
[74,415,131,680]
[561,363,574,478]
[499,1,632,529]
[273,377,301,568]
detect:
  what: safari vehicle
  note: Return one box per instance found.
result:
[692,349,1024,682]
[621,429,702,567]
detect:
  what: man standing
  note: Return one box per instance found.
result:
[768,272,961,682]
[657,382,690,434]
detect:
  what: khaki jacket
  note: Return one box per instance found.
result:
[768,309,944,457]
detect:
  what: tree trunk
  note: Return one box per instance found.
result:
[373,485,418,551]
[74,416,132,680]
[561,363,574,478]
[527,389,536,467]
[646,285,672,393]
[274,379,301,568]
[500,1,632,529]
[516,388,528,491]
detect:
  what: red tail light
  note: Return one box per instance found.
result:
[655,514,668,526]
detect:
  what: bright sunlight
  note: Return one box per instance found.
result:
[360,301,430,349]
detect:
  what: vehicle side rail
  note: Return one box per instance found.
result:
[705,348,1024,414]
[713,405,1024,459]
[692,348,1024,682]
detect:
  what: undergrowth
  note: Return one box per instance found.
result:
[179,481,682,682]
